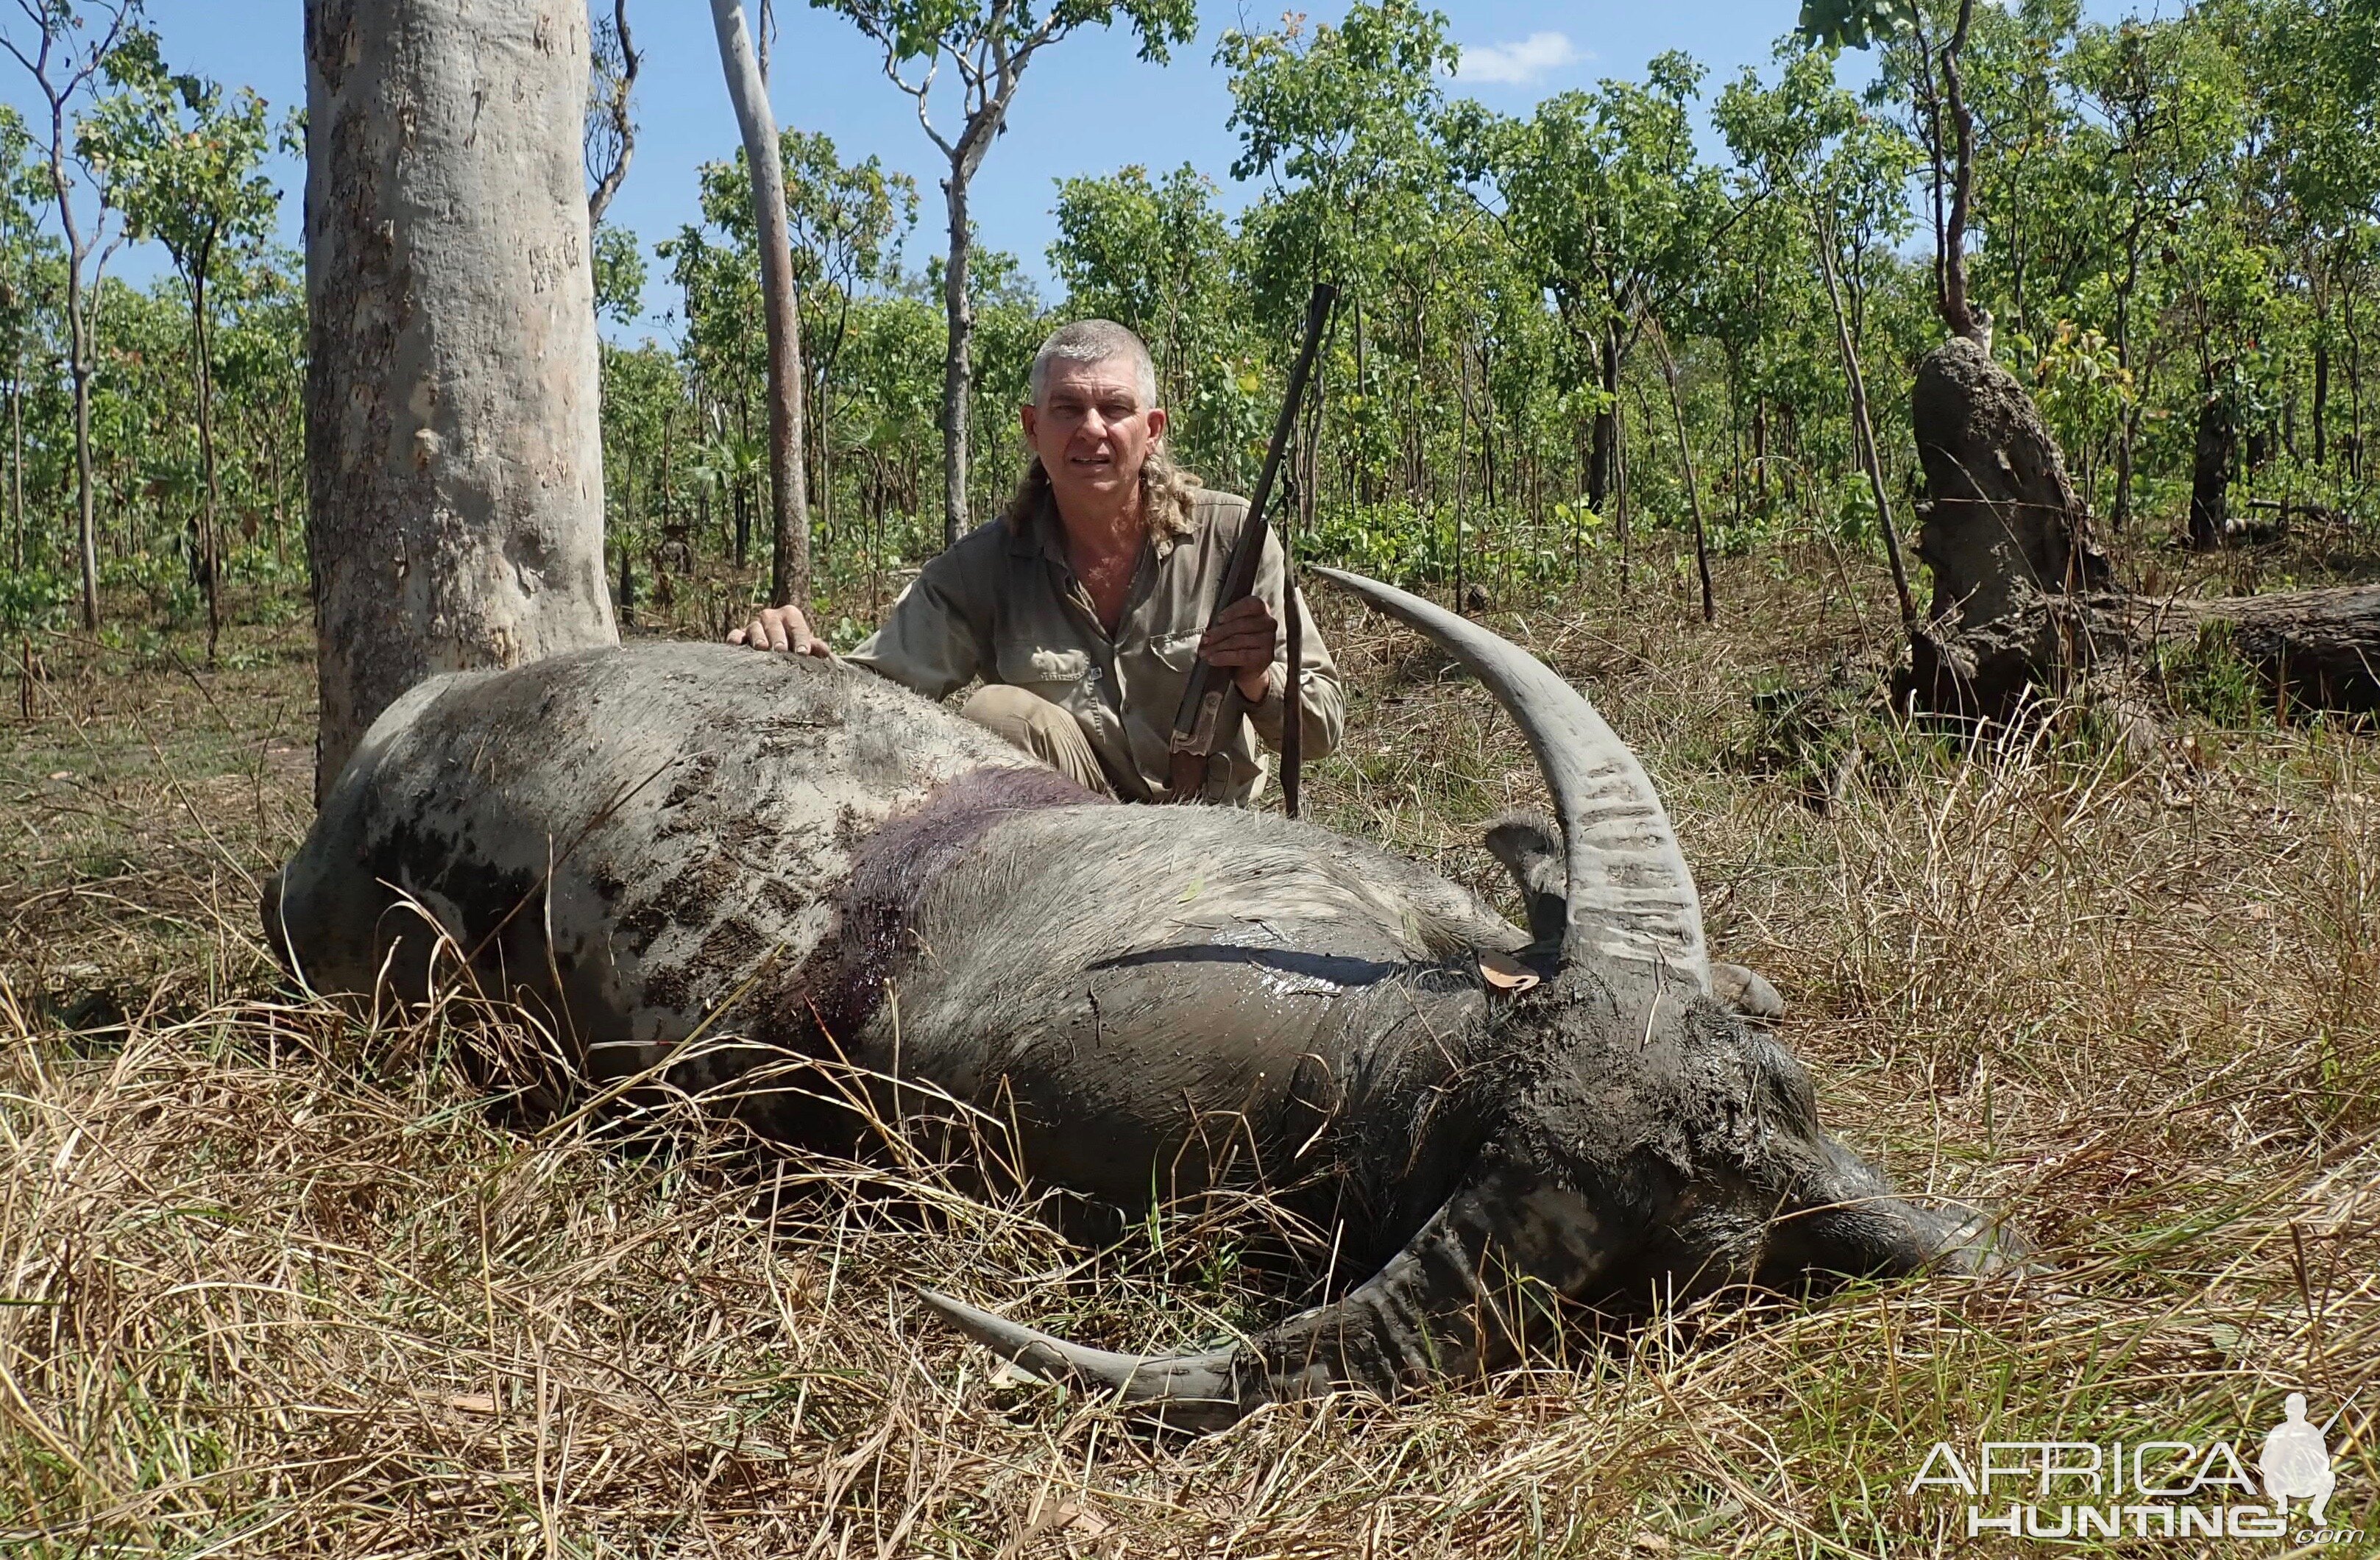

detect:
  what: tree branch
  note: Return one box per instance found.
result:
[587,0,641,227]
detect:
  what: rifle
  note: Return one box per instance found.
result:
[1164,282,1336,803]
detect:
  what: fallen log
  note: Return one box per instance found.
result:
[2069,584,2380,713]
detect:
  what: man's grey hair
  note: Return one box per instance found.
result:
[1029,319,1159,410]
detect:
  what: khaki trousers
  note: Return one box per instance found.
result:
[961,684,1115,797]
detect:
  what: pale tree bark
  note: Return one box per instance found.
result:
[304,0,617,801]
[940,164,977,550]
[709,0,810,607]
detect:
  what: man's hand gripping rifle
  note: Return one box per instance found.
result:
[1164,283,1336,804]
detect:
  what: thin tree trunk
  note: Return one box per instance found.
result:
[2189,378,2234,552]
[1815,217,1916,629]
[1935,0,1984,344]
[191,259,224,664]
[939,166,973,549]
[1452,339,1467,613]
[1614,396,1631,595]
[6,359,18,572]
[709,0,810,606]
[2313,337,2328,467]
[1753,399,1769,507]
[303,0,617,800]
[70,331,96,629]
[1588,319,1619,510]
[1654,323,1714,623]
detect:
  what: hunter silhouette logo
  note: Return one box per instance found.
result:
[2261,1393,2337,1527]
[1910,1392,2359,1542]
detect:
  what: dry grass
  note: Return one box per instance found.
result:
[2,545,2376,1556]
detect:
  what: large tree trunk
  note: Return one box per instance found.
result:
[304,0,617,802]
[709,0,810,609]
[1906,338,2380,717]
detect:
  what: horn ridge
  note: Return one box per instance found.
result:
[1310,567,1708,984]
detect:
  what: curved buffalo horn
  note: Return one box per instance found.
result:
[923,1163,1556,1432]
[919,1289,1246,1433]
[1311,567,1707,983]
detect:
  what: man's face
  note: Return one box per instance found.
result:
[1021,357,1169,517]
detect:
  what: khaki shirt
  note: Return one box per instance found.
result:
[846,487,1345,804]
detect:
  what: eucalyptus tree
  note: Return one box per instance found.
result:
[303,0,616,800]
[2223,0,2380,471]
[86,33,276,661]
[1048,163,1247,474]
[2064,13,2246,525]
[810,0,1195,547]
[1719,45,1921,623]
[0,105,53,569]
[1,0,140,630]
[1048,164,1229,399]
[663,132,913,572]
[1949,0,2088,369]
[662,204,765,564]
[709,0,810,606]
[586,0,639,227]
[1472,54,1726,519]
[1221,1,1462,528]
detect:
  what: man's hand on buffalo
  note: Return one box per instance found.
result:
[728,603,832,657]
[1199,595,1279,703]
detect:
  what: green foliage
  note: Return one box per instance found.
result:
[0,563,70,633]
[806,0,1197,69]
[592,224,647,325]
[2159,620,2271,727]
[1796,0,1918,50]
[5,0,2380,653]
[84,30,277,283]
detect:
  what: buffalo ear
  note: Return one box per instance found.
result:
[1314,567,1708,987]
[1708,962,1785,1024]
[1483,810,1565,945]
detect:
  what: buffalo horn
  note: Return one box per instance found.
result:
[1311,567,1707,984]
[922,1163,1549,1432]
[919,1288,1246,1433]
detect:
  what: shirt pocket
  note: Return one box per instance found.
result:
[1144,628,1203,672]
[996,643,1091,696]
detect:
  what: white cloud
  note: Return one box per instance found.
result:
[1454,31,1584,88]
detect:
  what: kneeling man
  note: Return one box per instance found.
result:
[732,319,1342,803]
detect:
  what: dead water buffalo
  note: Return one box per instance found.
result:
[266,569,2007,1432]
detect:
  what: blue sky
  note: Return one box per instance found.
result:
[0,1,2137,340]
